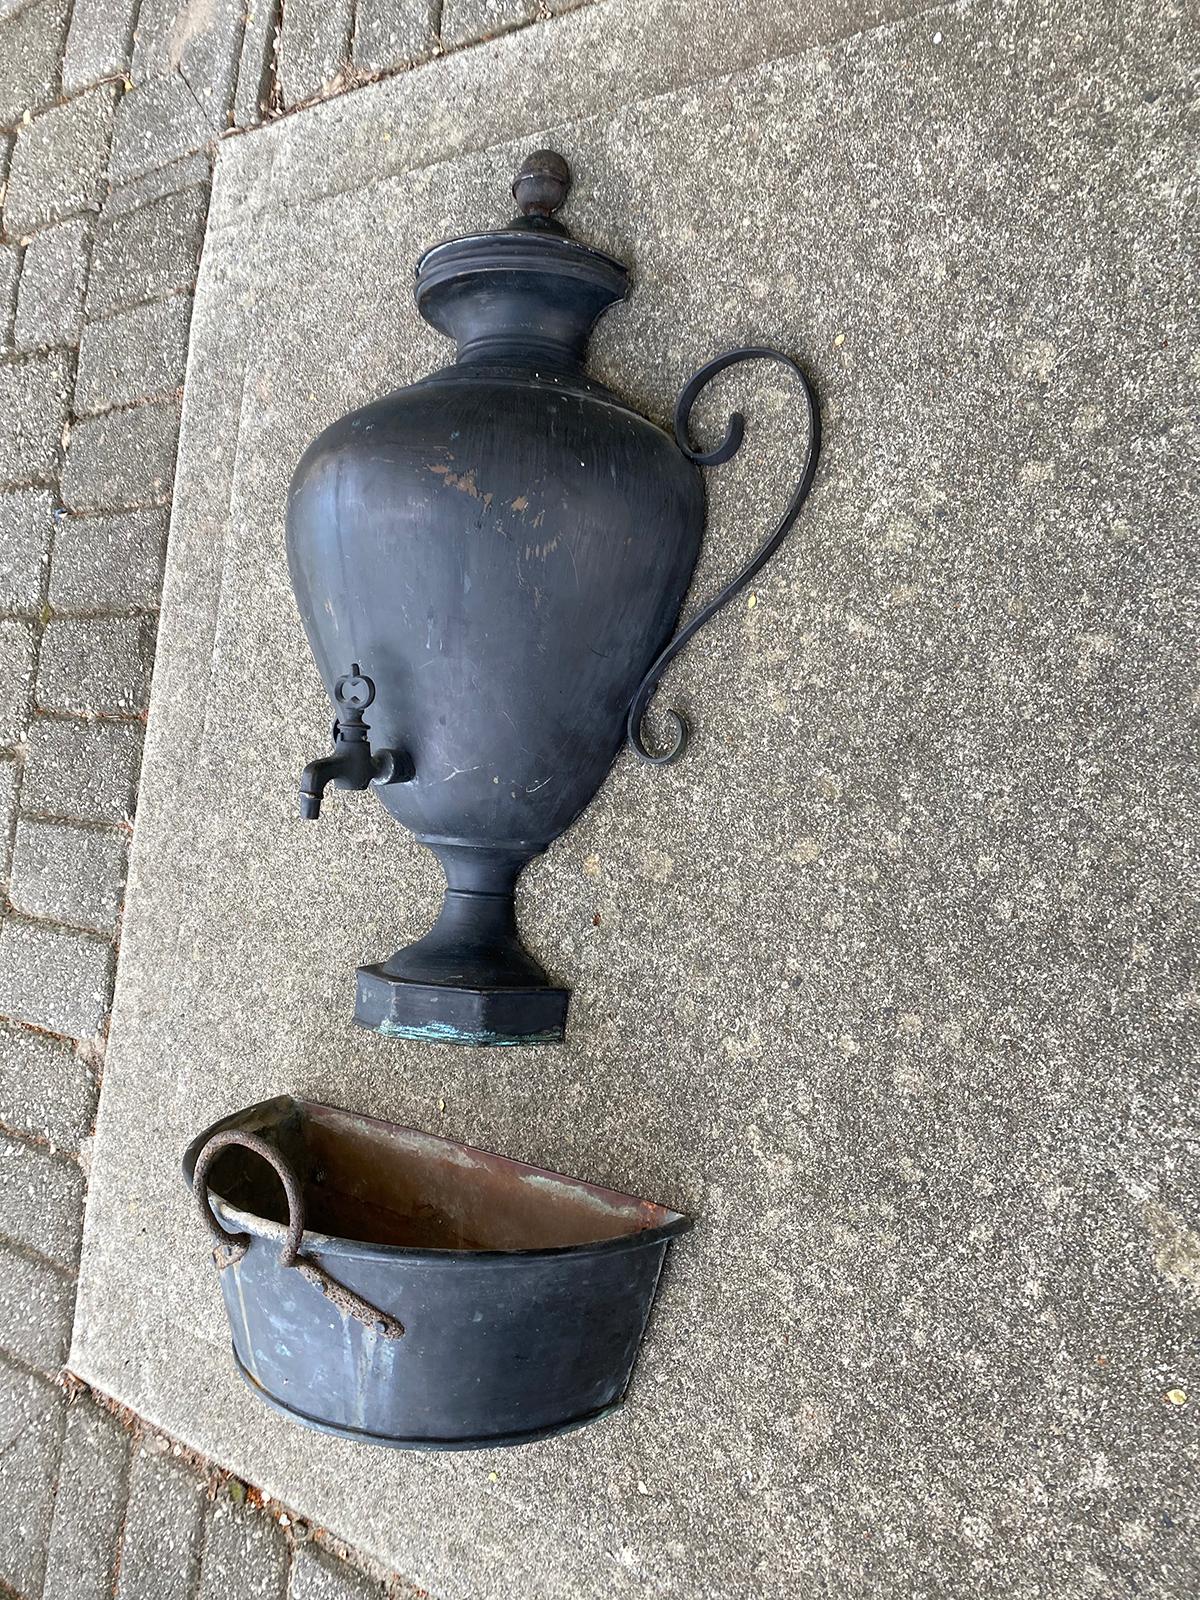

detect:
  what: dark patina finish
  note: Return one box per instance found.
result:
[286,150,820,1045]
[185,1097,691,1450]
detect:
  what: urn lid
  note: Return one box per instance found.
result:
[414,152,629,365]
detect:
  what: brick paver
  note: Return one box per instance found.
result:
[0,1359,66,1596]
[234,0,281,127]
[290,1545,383,1600]
[279,0,354,107]
[0,0,581,1587]
[116,1446,208,1600]
[0,1132,84,1267]
[21,715,142,820]
[107,72,216,185]
[353,0,438,73]
[0,486,53,610]
[0,754,16,872]
[62,0,139,96]
[41,1395,130,1600]
[75,292,191,413]
[0,351,71,481]
[86,181,208,315]
[49,505,168,610]
[0,1020,98,1148]
[15,216,92,350]
[4,85,117,231]
[0,617,36,742]
[36,614,156,712]
[0,0,69,128]
[199,1495,291,1600]
[0,918,114,1035]
[0,240,19,342]
[60,397,181,509]
[441,0,539,49]
[9,816,128,932]
[0,1243,74,1371]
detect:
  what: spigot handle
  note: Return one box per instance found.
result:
[334,665,375,712]
[625,347,821,765]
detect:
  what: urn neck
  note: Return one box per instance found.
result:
[414,230,629,372]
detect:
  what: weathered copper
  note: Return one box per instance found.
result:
[186,1097,691,1449]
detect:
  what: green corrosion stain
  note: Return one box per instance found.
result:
[377,1020,562,1047]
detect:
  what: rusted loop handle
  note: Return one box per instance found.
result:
[191,1128,404,1339]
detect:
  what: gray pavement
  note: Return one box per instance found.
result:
[64,0,1200,1595]
[0,0,1196,1596]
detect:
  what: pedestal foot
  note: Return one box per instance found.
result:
[354,967,568,1046]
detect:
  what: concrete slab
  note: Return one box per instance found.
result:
[73,1,1199,1596]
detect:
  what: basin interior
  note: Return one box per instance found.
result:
[197,1098,684,1253]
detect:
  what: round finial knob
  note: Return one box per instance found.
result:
[512,150,570,219]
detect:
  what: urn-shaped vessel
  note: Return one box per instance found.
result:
[286,152,819,1045]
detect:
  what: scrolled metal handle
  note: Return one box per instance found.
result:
[626,346,821,764]
[192,1127,404,1340]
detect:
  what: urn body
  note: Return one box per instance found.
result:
[285,183,707,1045]
[287,366,704,855]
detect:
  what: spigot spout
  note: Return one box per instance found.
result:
[299,752,348,820]
[298,665,413,820]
